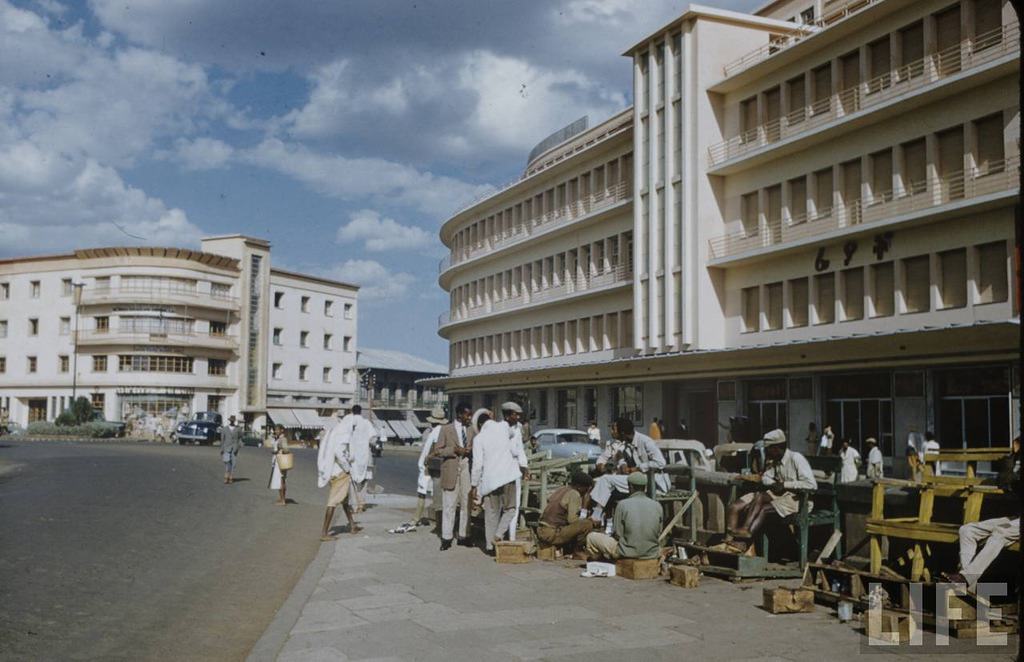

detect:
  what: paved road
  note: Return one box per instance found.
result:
[0,441,418,661]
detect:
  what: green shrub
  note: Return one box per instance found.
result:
[27,421,121,438]
[55,411,77,426]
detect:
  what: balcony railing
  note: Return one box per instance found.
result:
[79,285,239,309]
[708,156,1019,261]
[440,181,632,274]
[439,263,633,328]
[722,0,884,78]
[710,23,1019,167]
[76,328,239,350]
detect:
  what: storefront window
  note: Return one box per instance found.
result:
[825,373,893,456]
[747,379,788,438]
[611,385,643,425]
[556,389,577,429]
[937,366,1011,449]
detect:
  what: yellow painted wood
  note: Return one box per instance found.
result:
[918,489,934,524]
[871,482,886,519]
[870,536,883,574]
[910,544,925,581]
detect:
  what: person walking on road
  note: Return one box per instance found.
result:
[317,411,362,541]
[220,414,243,484]
[269,424,290,505]
[431,402,476,550]
[336,405,377,513]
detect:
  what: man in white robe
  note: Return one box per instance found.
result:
[470,409,528,554]
[865,437,884,479]
[317,410,362,540]
[336,405,377,512]
[838,438,861,483]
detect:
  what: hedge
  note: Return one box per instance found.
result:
[26,421,123,438]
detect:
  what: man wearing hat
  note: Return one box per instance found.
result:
[585,472,663,561]
[865,438,884,479]
[499,401,530,540]
[413,407,448,527]
[470,407,528,554]
[727,429,816,542]
[430,402,475,550]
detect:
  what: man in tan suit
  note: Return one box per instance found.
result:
[430,402,475,550]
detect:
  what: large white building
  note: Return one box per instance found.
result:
[0,235,358,433]
[433,0,1019,473]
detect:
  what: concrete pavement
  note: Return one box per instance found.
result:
[252,499,1016,662]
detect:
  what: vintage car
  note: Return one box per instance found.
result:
[656,439,716,472]
[174,411,223,445]
[534,428,602,460]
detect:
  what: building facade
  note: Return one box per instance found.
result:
[0,235,358,434]
[433,0,1020,473]
[355,348,448,442]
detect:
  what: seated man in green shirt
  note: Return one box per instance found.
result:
[537,472,594,557]
[585,472,663,560]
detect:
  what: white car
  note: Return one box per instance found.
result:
[534,428,602,460]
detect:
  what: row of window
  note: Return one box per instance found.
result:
[0,354,228,376]
[0,316,229,339]
[272,291,354,318]
[451,309,635,370]
[736,0,1005,141]
[271,328,353,351]
[738,112,1007,233]
[450,231,633,316]
[0,278,74,300]
[270,362,353,384]
[448,154,632,263]
[740,241,1009,332]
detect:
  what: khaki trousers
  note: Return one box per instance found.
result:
[538,519,594,550]
[585,531,621,560]
[441,458,471,540]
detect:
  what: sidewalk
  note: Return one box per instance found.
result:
[251,497,1015,662]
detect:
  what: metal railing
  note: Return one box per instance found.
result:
[707,156,1019,261]
[722,0,883,78]
[710,23,1018,166]
[440,181,632,274]
[76,328,240,349]
[439,263,633,328]
[80,284,239,308]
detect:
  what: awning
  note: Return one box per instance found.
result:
[267,408,301,428]
[293,408,324,428]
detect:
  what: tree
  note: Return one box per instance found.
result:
[56,397,94,426]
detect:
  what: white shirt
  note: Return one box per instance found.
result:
[762,449,818,491]
[418,425,442,473]
[839,447,861,483]
[317,420,352,488]
[471,420,526,495]
[587,426,601,443]
[453,420,467,447]
[334,413,377,483]
[819,430,834,449]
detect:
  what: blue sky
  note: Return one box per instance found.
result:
[0,0,762,363]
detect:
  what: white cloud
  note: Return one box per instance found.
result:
[336,209,439,254]
[288,59,410,138]
[325,259,415,302]
[172,137,234,171]
[243,138,491,218]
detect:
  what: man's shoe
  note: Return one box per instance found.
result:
[457,537,473,547]
[440,539,453,551]
[484,547,496,557]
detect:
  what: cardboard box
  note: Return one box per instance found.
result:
[495,541,532,564]
[763,587,815,614]
[616,558,661,580]
[669,565,700,588]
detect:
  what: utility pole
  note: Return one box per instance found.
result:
[71,282,85,404]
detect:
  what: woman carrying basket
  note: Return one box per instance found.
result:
[269,424,292,505]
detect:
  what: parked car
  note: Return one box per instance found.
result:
[89,411,127,437]
[534,428,602,460]
[656,439,715,471]
[174,411,223,445]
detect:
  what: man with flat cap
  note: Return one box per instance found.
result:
[585,472,663,561]
[498,401,529,540]
[727,429,816,544]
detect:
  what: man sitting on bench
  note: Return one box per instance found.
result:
[585,472,662,561]
[726,429,816,548]
[536,472,594,557]
[589,417,670,526]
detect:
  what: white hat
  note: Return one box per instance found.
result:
[762,429,787,446]
[500,401,523,414]
[426,406,448,424]
[472,408,491,432]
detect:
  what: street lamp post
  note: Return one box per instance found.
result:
[71,282,85,404]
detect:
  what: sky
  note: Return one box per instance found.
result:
[0,0,763,364]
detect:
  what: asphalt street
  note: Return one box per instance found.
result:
[0,441,419,661]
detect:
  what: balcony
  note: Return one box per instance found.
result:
[438,263,633,331]
[709,23,1019,170]
[722,0,884,79]
[79,285,239,310]
[439,181,632,276]
[76,328,239,351]
[708,155,1019,264]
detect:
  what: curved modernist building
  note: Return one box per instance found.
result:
[0,235,358,433]
[433,0,1020,474]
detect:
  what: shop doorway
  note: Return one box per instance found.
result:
[28,399,47,422]
[824,372,894,457]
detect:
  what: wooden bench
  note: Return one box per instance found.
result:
[866,475,1016,582]
[923,447,1011,480]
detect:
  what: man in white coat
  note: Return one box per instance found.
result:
[317,410,362,541]
[838,437,861,483]
[497,402,529,540]
[470,408,529,555]
[336,405,377,512]
[589,418,670,526]
[865,437,884,479]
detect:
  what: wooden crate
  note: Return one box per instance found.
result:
[616,558,661,579]
[669,565,700,588]
[495,541,532,564]
[536,545,557,561]
[863,609,917,644]
[763,587,815,614]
